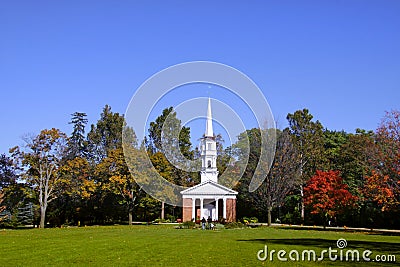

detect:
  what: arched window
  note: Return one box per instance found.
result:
[207,160,211,168]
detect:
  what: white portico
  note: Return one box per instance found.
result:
[181,98,238,222]
[181,180,237,221]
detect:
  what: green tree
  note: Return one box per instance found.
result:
[48,112,91,226]
[215,133,232,176]
[148,107,192,158]
[0,154,13,223]
[85,105,126,223]
[87,105,125,162]
[231,128,265,219]
[323,130,348,170]
[336,129,374,192]
[0,153,32,226]
[67,112,88,159]
[0,154,18,189]
[287,109,325,222]
[147,107,193,218]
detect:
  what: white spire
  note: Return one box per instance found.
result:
[205,98,214,137]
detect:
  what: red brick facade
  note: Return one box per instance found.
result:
[182,198,192,222]
[226,198,236,222]
[181,198,237,222]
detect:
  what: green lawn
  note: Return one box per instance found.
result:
[0,225,399,266]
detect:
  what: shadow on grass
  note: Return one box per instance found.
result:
[278,226,400,236]
[237,238,400,256]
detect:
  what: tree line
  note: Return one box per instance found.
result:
[0,105,399,229]
[237,109,400,228]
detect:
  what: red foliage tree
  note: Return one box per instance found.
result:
[304,170,357,226]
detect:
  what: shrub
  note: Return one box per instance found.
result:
[214,223,225,230]
[250,217,258,223]
[224,222,246,229]
[241,217,250,224]
[282,210,301,225]
[241,217,258,224]
[166,214,176,222]
[181,220,196,229]
[153,218,169,223]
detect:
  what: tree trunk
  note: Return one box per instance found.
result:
[299,150,305,224]
[40,205,46,228]
[267,206,272,227]
[323,212,329,230]
[128,210,133,225]
[128,200,134,225]
[300,184,305,224]
[161,201,165,220]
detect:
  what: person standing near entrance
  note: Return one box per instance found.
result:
[201,217,206,230]
[207,216,215,230]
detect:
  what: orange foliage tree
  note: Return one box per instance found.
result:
[368,110,400,211]
[362,171,397,212]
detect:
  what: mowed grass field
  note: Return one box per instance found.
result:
[0,225,399,266]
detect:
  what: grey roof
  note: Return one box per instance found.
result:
[180,180,238,196]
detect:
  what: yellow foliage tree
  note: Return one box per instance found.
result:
[14,128,68,228]
[95,147,142,225]
[60,157,95,199]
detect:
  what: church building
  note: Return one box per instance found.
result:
[181,98,238,222]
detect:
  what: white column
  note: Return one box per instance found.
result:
[223,198,227,219]
[215,198,219,221]
[200,198,204,219]
[192,198,195,221]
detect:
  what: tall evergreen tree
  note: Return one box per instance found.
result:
[323,130,348,170]
[68,112,88,159]
[286,109,325,223]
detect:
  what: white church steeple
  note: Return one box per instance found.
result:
[205,97,214,137]
[200,98,218,183]
[180,97,238,223]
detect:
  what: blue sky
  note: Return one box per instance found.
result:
[1,1,400,153]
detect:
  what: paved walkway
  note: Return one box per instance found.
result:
[263,223,400,234]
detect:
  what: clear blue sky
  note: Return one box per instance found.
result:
[1,1,400,153]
